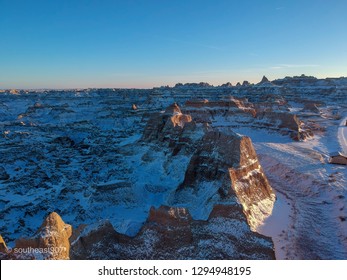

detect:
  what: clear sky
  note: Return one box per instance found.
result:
[1,0,347,89]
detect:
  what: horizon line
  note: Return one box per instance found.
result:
[1,74,346,91]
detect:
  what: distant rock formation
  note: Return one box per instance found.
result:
[259,76,270,84]
[142,103,195,146]
[272,74,318,86]
[256,111,312,140]
[164,102,181,115]
[9,89,19,95]
[184,97,257,121]
[174,82,212,88]
[221,82,233,87]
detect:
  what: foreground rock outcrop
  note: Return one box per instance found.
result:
[70,205,275,259]
[0,235,8,254]
[1,207,274,260]
[1,212,72,260]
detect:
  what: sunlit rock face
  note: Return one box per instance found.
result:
[227,135,275,230]
[14,212,72,260]
[0,235,8,254]
[1,212,71,260]
[171,129,275,231]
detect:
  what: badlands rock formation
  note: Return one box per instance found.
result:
[69,103,276,259]
[71,205,274,260]
[0,102,276,259]
[16,212,72,259]
[1,75,347,259]
[0,235,8,254]
[142,103,275,230]
[1,212,71,259]
[259,75,270,84]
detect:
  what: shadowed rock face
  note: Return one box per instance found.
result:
[255,111,312,140]
[70,205,275,260]
[0,166,9,180]
[259,76,270,84]
[70,220,132,260]
[302,102,321,113]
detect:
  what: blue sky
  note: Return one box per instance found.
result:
[0,0,346,88]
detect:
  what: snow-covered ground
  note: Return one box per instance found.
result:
[257,192,292,259]
[247,115,347,259]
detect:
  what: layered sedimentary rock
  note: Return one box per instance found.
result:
[184,97,256,121]
[70,205,275,260]
[181,97,311,141]
[145,104,275,231]
[255,111,312,140]
[227,144,275,230]
[173,130,275,230]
